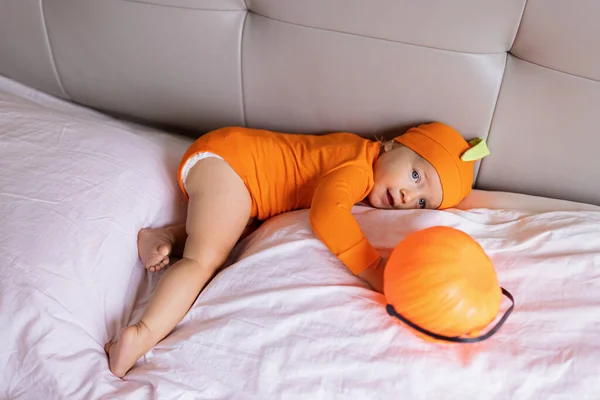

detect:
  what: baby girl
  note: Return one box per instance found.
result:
[105,122,488,377]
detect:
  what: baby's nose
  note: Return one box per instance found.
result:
[400,189,411,204]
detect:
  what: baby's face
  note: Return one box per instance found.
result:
[369,144,442,210]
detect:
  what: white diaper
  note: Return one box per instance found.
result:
[180,151,224,193]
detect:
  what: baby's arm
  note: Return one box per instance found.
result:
[309,165,383,291]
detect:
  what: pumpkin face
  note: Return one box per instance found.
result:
[384,226,502,338]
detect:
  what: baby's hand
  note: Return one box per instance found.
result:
[358,257,386,294]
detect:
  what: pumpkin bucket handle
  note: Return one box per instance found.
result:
[386,287,514,343]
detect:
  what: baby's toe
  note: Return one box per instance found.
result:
[147,258,168,272]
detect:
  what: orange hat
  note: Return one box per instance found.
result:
[394,122,489,209]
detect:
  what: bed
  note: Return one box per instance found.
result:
[1,75,600,399]
[2,1,600,399]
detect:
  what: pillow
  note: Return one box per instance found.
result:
[0,82,190,395]
[458,189,600,213]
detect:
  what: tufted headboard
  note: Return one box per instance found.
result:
[1,0,599,205]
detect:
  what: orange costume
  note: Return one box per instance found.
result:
[178,127,381,275]
[177,124,488,275]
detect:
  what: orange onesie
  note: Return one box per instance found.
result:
[177,127,381,275]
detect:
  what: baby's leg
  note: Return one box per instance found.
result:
[105,158,252,377]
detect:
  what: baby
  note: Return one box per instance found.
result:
[105,122,488,377]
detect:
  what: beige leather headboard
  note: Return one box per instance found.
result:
[1,0,599,205]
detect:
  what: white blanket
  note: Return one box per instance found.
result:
[1,76,599,400]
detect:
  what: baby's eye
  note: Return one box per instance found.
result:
[418,198,426,209]
[412,170,419,181]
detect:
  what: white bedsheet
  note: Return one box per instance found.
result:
[1,76,600,400]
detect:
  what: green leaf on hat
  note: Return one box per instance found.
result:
[461,138,490,162]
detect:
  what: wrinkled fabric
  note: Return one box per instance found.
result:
[1,76,600,400]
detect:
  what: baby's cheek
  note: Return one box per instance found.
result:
[367,189,378,206]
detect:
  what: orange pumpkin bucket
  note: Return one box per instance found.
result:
[384,226,514,343]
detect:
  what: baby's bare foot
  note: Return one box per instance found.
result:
[138,228,174,271]
[105,322,154,378]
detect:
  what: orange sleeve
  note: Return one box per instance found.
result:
[309,165,380,275]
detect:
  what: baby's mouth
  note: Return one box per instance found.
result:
[386,190,395,207]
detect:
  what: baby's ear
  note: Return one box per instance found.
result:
[382,140,398,153]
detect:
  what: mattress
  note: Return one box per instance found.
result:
[1,75,599,400]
